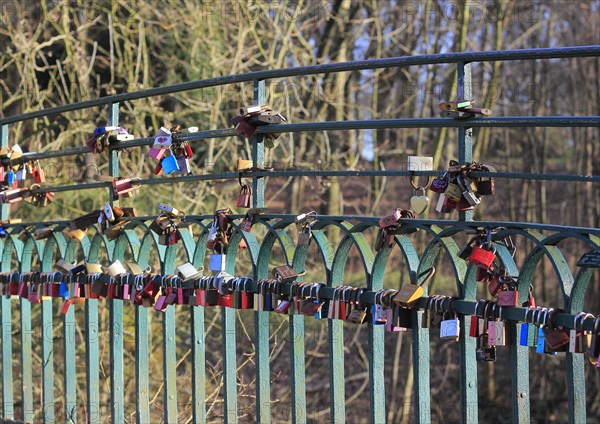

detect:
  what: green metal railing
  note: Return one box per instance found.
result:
[0,45,599,424]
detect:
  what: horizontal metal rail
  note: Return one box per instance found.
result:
[2,45,599,125]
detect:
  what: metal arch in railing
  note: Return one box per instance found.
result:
[0,220,598,422]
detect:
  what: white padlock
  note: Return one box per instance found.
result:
[106,259,127,277]
[176,262,201,281]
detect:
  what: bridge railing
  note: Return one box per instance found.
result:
[0,45,599,423]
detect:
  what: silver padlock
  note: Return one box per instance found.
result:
[104,204,116,222]
[459,176,481,206]
[105,259,127,277]
[440,309,461,341]
[177,262,202,281]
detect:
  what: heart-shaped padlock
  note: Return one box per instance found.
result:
[410,187,430,215]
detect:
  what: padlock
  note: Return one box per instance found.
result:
[536,325,557,355]
[496,285,519,306]
[587,317,600,363]
[236,184,252,208]
[33,227,53,240]
[469,300,486,337]
[469,244,496,269]
[459,176,481,206]
[488,276,502,297]
[209,252,226,271]
[430,174,449,193]
[476,304,497,361]
[477,165,496,195]
[70,210,103,230]
[176,155,192,174]
[166,228,179,245]
[457,238,477,260]
[272,265,302,283]
[487,304,505,346]
[440,305,460,341]
[150,215,172,235]
[569,313,592,354]
[234,120,256,138]
[176,262,202,281]
[542,308,570,351]
[443,177,463,202]
[393,267,435,309]
[435,193,456,213]
[153,127,172,147]
[0,187,25,203]
[161,151,180,174]
[104,221,127,241]
[55,259,77,274]
[378,209,402,227]
[239,214,254,232]
[105,259,127,277]
[32,167,45,189]
[520,307,538,347]
[112,177,140,197]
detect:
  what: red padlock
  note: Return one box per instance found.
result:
[234,120,256,138]
[469,244,496,269]
[218,293,234,308]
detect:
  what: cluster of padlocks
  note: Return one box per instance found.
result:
[2,263,599,367]
[0,144,54,207]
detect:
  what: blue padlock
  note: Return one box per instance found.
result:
[0,227,6,238]
[161,154,180,174]
[59,282,70,298]
[6,170,15,186]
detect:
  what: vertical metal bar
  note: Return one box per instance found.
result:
[566,354,586,424]
[191,306,206,423]
[1,296,14,420]
[41,300,54,423]
[85,300,100,424]
[328,274,345,424]
[108,102,120,205]
[110,301,124,424]
[162,305,178,423]
[510,323,530,424]
[20,299,33,422]
[457,61,474,217]
[107,102,125,424]
[222,306,237,423]
[135,306,150,423]
[253,79,270,424]
[457,61,477,424]
[328,320,344,423]
[290,314,306,424]
[368,274,385,424]
[63,305,77,423]
[251,79,265,207]
[413,309,430,424]
[368,323,385,423]
[0,124,13,420]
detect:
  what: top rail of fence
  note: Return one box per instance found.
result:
[2,45,600,126]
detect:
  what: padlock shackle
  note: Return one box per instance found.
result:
[473,299,485,316]
[414,266,435,287]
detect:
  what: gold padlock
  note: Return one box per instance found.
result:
[393,267,436,309]
[444,180,463,202]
